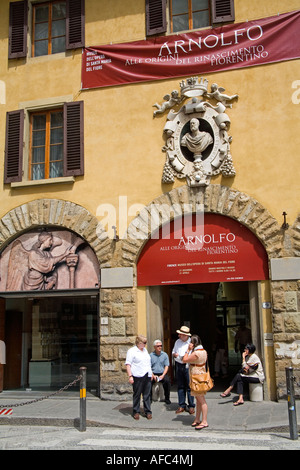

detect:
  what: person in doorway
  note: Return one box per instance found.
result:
[172,326,195,415]
[214,321,228,378]
[0,340,6,393]
[125,335,153,420]
[182,335,209,430]
[150,339,171,404]
[235,320,252,356]
[220,343,264,405]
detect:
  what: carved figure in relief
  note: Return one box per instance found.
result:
[155,76,238,187]
[205,83,238,108]
[6,231,75,291]
[181,118,213,162]
[152,90,184,117]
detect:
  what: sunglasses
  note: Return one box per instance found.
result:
[155,345,162,347]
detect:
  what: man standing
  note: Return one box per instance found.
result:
[235,320,252,356]
[172,326,195,414]
[125,335,153,420]
[150,340,171,404]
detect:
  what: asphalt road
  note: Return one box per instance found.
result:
[0,424,299,451]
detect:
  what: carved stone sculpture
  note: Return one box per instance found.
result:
[181,117,213,162]
[5,231,81,291]
[154,76,238,187]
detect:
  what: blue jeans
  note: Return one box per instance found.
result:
[175,362,195,409]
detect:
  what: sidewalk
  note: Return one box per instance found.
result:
[0,387,299,434]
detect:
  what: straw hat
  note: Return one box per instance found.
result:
[176,326,191,336]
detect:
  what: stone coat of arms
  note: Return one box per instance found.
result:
[153,77,238,187]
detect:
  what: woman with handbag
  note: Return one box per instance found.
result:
[182,335,211,430]
[220,343,264,405]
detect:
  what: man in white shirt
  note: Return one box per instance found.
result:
[172,326,195,414]
[126,335,153,420]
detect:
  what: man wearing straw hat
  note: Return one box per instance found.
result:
[172,326,195,414]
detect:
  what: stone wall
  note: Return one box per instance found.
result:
[272,280,300,398]
[99,287,137,400]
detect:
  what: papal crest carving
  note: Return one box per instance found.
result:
[153,77,238,187]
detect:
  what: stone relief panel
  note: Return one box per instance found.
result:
[0,228,100,291]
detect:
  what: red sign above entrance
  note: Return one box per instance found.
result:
[137,214,269,286]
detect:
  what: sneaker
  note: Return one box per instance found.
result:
[165,399,171,405]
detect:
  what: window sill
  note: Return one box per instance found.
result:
[11,176,75,188]
[27,51,67,63]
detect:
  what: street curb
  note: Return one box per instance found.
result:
[0,416,298,435]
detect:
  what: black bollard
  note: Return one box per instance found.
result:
[286,367,298,440]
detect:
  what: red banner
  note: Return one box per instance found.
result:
[82,10,300,90]
[137,214,269,286]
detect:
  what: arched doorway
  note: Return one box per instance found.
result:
[0,227,100,392]
[137,212,269,386]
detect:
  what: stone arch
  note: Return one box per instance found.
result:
[0,198,112,265]
[121,184,283,268]
[291,213,300,257]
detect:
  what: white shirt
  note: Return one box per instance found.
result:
[172,338,191,364]
[242,353,265,383]
[125,346,152,378]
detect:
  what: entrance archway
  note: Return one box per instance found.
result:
[0,199,107,392]
[127,185,279,397]
[0,225,100,391]
[137,212,269,384]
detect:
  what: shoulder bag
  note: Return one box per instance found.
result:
[189,361,214,393]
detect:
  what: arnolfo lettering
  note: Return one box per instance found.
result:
[178,232,236,248]
[158,25,263,56]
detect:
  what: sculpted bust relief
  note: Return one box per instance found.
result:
[153,76,238,187]
[181,118,213,162]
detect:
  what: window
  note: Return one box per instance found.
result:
[145,0,235,36]
[8,0,85,59]
[30,109,64,180]
[4,101,84,184]
[170,0,210,33]
[32,1,66,57]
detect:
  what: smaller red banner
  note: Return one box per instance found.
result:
[137,214,269,286]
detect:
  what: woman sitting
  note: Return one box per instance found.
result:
[220,343,264,406]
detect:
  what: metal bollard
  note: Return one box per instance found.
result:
[286,367,298,440]
[79,367,87,432]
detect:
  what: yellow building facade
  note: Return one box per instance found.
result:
[0,0,299,400]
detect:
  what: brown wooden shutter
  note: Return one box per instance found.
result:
[211,0,235,24]
[4,110,24,183]
[8,0,28,59]
[66,0,85,49]
[146,0,167,36]
[63,101,84,176]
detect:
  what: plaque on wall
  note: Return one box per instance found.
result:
[0,229,100,292]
